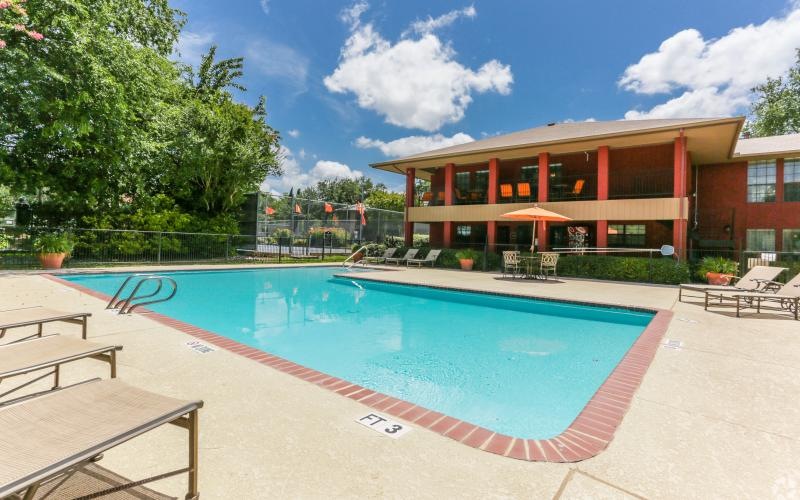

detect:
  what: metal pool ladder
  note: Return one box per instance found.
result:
[106,274,178,314]
[342,245,369,270]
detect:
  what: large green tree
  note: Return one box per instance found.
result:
[0,0,184,225]
[296,177,386,205]
[747,49,800,137]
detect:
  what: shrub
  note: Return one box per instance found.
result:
[695,256,739,280]
[32,232,75,255]
[455,249,481,261]
[308,226,348,246]
[557,255,690,284]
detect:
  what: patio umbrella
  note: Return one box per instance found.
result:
[501,205,572,252]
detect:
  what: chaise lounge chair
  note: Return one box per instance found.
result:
[678,265,787,302]
[0,334,121,401]
[407,249,441,268]
[365,247,397,264]
[0,307,92,342]
[704,272,800,319]
[385,248,419,266]
[0,378,203,499]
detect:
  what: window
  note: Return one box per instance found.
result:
[783,229,800,253]
[746,229,775,251]
[474,170,489,191]
[607,224,646,247]
[520,165,538,183]
[456,225,472,237]
[455,172,470,192]
[747,160,776,202]
[784,158,800,202]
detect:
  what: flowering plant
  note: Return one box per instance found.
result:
[0,0,43,48]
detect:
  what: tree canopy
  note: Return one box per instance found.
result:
[747,49,800,137]
[0,0,280,233]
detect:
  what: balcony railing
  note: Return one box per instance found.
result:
[609,170,673,199]
[548,173,597,201]
[497,181,538,204]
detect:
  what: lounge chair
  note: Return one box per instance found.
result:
[0,335,121,401]
[705,273,800,319]
[502,251,521,278]
[0,307,91,342]
[0,378,203,499]
[385,248,419,266]
[678,265,787,302]
[407,249,441,268]
[365,247,397,264]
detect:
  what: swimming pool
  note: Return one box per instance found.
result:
[62,267,655,441]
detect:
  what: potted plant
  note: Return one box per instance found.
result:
[696,256,738,285]
[33,232,75,269]
[455,249,479,271]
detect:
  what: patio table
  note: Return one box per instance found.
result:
[519,254,544,280]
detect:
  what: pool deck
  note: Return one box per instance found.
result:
[2,264,799,498]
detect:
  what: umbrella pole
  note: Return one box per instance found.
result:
[531,220,537,253]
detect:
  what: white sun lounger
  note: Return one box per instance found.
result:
[678,265,786,302]
[705,273,800,319]
[0,307,91,341]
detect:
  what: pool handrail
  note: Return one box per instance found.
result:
[343,245,369,269]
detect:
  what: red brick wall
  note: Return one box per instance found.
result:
[696,160,800,251]
[609,143,673,198]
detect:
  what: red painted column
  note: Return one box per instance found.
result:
[404,168,415,246]
[443,222,452,248]
[444,163,455,206]
[487,221,496,251]
[536,152,549,251]
[597,146,609,201]
[596,220,608,248]
[673,135,688,259]
[537,153,549,202]
[488,158,499,204]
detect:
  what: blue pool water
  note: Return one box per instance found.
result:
[64,267,653,439]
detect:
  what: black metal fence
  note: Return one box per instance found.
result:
[0,227,354,269]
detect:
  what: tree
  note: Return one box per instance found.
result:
[365,190,404,212]
[160,46,281,217]
[0,0,45,49]
[747,49,800,137]
[296,178,386,204]
[0,0,184,225]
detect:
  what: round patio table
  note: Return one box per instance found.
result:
[519,254,544,280]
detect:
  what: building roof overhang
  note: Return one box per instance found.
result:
[371,117,745,180]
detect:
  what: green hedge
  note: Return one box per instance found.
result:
[555,255,690,284]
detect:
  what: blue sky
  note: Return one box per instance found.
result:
[172,0,800,193]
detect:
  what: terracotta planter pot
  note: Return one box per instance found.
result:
[459,258,474,271]
[705,272,731,286]
[38,252,67,269]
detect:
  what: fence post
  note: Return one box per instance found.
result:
[226,235,231,260]
[278,237,283,263]
[157,232,162,264]
[648,250,653,283]
[483,241,488,272]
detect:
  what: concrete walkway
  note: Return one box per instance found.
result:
[1,265,798,499]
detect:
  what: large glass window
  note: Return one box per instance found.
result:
[474,170,489,191]
[607,224,646,247]
[746,229,775,251]
[520,165,538,183]
[783,229,800,253]
[784,158,800,202]
[747,160,776,202]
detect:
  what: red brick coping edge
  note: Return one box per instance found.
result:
[44,272,673,463]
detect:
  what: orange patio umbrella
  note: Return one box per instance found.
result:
[501,205,572,252]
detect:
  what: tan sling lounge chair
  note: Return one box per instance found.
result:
[0,335,121,401]
[406,249,441,268]
[365,247,397,264]
[678,265,786,302]
[385,248,418,266]
[0,378,203,499]
[0,307,91,341]
[704,273,800,319]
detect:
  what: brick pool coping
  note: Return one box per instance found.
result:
[44,272,673,463]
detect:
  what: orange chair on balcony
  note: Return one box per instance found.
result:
[571,179,586,198]
[500,183,513,202]
[516,182,532,201]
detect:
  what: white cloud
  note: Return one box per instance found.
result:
[287,129,300,138]
[260,146,363,194]
[355,132,474,157]
[259,0,269,14]
[403,5,477,37]
[174,30,214,67]
[246,40,309,93]
[620,7,800,119]
[340,1,369,30]
[324,2,513,132]
[298,148,307,159]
